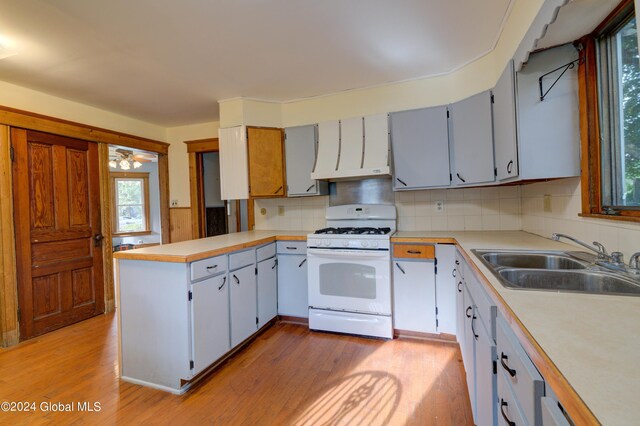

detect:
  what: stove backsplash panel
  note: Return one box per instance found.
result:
[329,178,394,206]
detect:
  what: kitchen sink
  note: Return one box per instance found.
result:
[479,251,587,270]
[472,249,640,296]
[497,269,640,295]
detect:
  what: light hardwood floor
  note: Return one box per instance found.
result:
[0,313,473,425]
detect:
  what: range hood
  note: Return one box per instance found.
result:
[311,113,391,180]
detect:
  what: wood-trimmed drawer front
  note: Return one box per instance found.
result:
[541,397,571,426]
[497,316,545,425]
[393,244,435,259]
[277,241,307,255]
[229,249,255,271]
[497,366,528,426]
[256,243,276,262]
[191,255,227,282]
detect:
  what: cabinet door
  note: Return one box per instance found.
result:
[284,125,327,196]
[392,260,436,333]
[435,244,457,335]
[277,254,308,318]
[450,90,495,186]
[247,127,285,197]
[475,319,497,426]
[390,106,451,189]
[363,113,390,172]
[190,274,230,375]
[338,117,364,173]
[257,257,278,328]
[463,286,477,421]
[311,120,340,179]
[493,60,519,181]
[230,264,257,347]
[219,126,249,200]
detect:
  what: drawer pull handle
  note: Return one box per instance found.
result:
[407,250,422,254]
[465,306,472,318]
[286,246,298,250]
[272,259,278,269]
[500,399,516,426]
[305,184,315,192]
[452,268,457,277]
[395,262,406,274]
[206,265,218,270]
[233,274,240,285]
[457,281,462,292]
[500,353,517,377]
[218,276,226,290]
[471,314,478,340]
[298,258,307,268]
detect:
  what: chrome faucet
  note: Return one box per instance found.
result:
[630,252,640,275]
[551,233,612,260]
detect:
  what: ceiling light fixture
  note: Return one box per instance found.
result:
[119,159,131,170]
[109,160,117,168]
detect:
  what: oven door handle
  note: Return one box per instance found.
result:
[307,249,390,259]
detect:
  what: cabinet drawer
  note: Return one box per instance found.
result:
[190,255,227,282]
[229,249,255,271]
[256,243,276,262]
[393,244,435,259]
[465,264,496,339]
[277,241,307,254]
[497,367,528,426]
[541,397,570,426]
[497,316,545,425]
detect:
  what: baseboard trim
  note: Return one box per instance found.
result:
[394,329,459,344]
[278,315,309,326]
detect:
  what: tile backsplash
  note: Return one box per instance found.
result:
[521,177,640,260]
[254,177,640,260]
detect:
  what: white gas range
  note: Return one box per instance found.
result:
[306,204,396,339]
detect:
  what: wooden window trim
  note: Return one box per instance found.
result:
[110,172,152,236]
[579,0,640,222]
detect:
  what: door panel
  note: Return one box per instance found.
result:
[13,129,104,340]
[247,127,285,197]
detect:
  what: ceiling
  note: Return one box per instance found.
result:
[0,0,624,127]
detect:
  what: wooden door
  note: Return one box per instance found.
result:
[247,127,285,197]
[12,129,104,340]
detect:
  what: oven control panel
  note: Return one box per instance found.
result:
[307,238,389,250]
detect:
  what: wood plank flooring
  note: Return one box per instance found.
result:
[0,313,473,425]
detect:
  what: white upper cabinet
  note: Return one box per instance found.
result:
[338,117,364,173]
[284,125,328,197]
[219,125,249,200]
[363,113,390,173]
[516,44,580,180]
[449,90,495,186]
[390,106,451,190]
[311,120,340,180]
[493,60,519,181]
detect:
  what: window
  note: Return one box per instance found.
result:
[110,172,150,235]
[580,0,640,220]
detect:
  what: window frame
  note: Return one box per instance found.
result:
[110,171,151,236]
[579,0,640,222]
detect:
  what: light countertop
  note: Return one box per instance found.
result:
[115,229,638,424]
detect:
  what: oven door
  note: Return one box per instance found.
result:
[307,248,391,315]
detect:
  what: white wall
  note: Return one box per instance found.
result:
[165,121,220,207]
[521,178,640,260]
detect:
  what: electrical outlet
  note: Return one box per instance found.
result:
[260,208,267,216]
[543,194,552,212]
[435,200,445,212]
[278,206,285,216]
[171,200,178,207]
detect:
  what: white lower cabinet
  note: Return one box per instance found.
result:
[462,285,477,419]
[435,244,457,334]
[277,241,308,318]
[230,262,258,347]
[257,255,278,328]
[475,313,497,426]
[392,259,436,333]
[190,274,230,375]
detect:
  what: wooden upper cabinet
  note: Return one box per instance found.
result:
[247,127,286,198]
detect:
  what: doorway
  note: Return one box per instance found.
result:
[201,152,228,237]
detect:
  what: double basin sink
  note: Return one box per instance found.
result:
[473,250,640,296]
